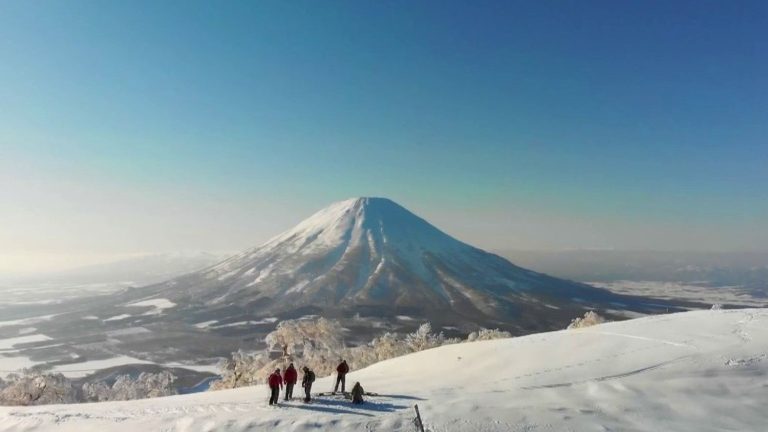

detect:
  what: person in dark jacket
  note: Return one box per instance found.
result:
[267,368,283,405]
[351,382,364,404]
[283,363,298,401]
[333,359,349,394]
[301,366,315,403]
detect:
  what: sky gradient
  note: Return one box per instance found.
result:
[1,1,767,274]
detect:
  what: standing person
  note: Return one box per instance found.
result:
[268,368,283,406]
[333,359,349,394]
[301,366,315,403]
[283,363,298,401]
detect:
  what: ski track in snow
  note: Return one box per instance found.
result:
[1,309,767,431]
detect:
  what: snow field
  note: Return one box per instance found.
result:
[0,308,766,431]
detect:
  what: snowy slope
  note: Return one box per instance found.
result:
[2,308,766,431]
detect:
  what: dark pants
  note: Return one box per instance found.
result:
[303,383,312,402]
[334,374,346,393]
[284,383,294,400]
[269,386,280,405]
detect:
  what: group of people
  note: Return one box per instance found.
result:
[267,363,315,405]
[267,359,364,405]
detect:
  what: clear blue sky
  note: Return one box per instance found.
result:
[1,1,766,272]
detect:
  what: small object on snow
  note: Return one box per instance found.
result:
[414,404,425,432]
[315,391,350,399]
[711,304,723,310]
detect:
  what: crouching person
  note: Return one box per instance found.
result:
[351,382,364,404]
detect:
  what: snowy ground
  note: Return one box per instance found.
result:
[592,280,767,308]
[1,308,766,431]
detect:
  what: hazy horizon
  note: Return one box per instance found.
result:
[2,1,766,274]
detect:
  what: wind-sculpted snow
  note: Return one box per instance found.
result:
[1,309,766,431]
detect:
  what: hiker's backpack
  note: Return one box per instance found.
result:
[308,371,315,383]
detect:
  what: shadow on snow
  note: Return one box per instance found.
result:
[289,397,410,417]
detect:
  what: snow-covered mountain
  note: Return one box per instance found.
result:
[3,308,766,431]
[1,198,690,375]
[134,197,669,331]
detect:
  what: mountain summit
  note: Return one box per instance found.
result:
[143,197,651,332]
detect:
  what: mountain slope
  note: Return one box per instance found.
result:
[2,308,766,431]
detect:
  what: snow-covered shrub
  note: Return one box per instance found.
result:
[0,369,178,405]
[115,371,176,400]
[209,350,268,391]
[405,323,458,352]
[466,328,512,342]
[80,381,110,402]
[567,311,606,329]
[711,303,723,310]
[81,371,177,402]
[0,372,78,406]
[369,332,411,360]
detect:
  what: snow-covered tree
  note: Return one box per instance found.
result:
[81,381,111,402]
[265,317,344,359]
[370,332,410,360]
[81,371,177,402]
[0,369,178,405]
[0,372,78,406]
[116,371,176,400]
[209,350,268,391]
[210,318,348,390]
[404,323,457,352]
[567,311,606,329]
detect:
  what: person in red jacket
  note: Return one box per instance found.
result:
[283,363,298,401]
[268,368,283,405]
[333,359,349,394]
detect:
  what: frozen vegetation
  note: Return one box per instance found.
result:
[0,371,176,406]
[566,310,607,329]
